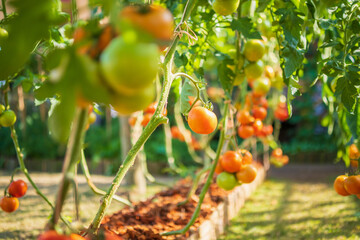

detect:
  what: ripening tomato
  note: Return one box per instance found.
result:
[128,116,137,126]
[264,65,275,79]
[0,110,17,127]
[216,172,237,191]
[215,157,224,174]
[213,0,240,16]
[88,112,97,125]
[271,148,283,158]
[252,77,271,97]
[256,96,268,109]
[188,106,218,134]
[252,119,263,132]
[0,27,8,41]
[351,160,359,168]
[252,106,267,120]
[111,84,155,115]
[144,102,157,114]
[344,175,360,195]
[8,180,27,198]
[221,151,242,173]
[236,110,254,125]
[236,165,257,183]
[237,149,253,165]
[349,144,360,160]
[118,4,174,49]
[244,40,266,62]
[0,196,19,213]
[100,37,159,95]
[334,175,350,196]
[262,125,273,136]
[244,60,264,80]
[238,125,254,139]
[141,113,152,127]
[274,106,289,122]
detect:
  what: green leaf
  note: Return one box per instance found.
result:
[257,0,272,12]
[230,18,262,39]
[282,44,304,78]
[217,59,234,97]
[346,102,360,140]
[276,8,304,47]
[336,76,357,112]
[180,79,197,114]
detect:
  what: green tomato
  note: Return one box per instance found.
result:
[216,172,238,191]
[100,36,160,95]
[244,60,264,80]
[213,0,240,16]
[253,77,271,96]
[0,110,16,127]
[0,28,8,40]
[233,73,245,86]
[0,104,5,115]
[244,40,266,62]
[111,84,155,115]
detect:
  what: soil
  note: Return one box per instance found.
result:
[101,177,228,240]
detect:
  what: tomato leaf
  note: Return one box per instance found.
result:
[230,18,262,39]
[276,8,304,47]
[346,102,360,140]
[180,79,197,114]
[217,59,234,97]
[282,44,304,79]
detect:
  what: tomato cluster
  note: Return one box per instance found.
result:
[0,104,16,128]
[334,175,360,199]
[215,149,257,191]
[270,148,289,168]
[0,179,27,213]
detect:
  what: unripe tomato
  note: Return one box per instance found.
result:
[8,180,27,198]
[221,151,242,173]
[118,4,174,49]
[334,175,350,196]
[252,119,263,132]
[238,149,253,164]
[88,112,97,125]
[344,175,360,195]
[272,73,284,90]
[349,144,360,160]
[0,196,19,213]
[188,106,217,134]
[100,37,159,95]
[252,106,267,120]
[238,125,254,139]
[111,84,155,116]
[236,165,257,183]
[244,60,264,80]
[0,27,8,41]
[216,172,237,191]
[0,110,17,127]
[0,104,5,115]
[233,73,246,86]
[236,110,254,125]
[213,0,240,16]
[244,40,266,62]
[264,65,275,79]
[252,77,271,97]
[271,148,283,158]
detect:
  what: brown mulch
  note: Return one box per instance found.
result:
[101,177,228,240]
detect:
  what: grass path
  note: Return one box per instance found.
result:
[219,165,360,240]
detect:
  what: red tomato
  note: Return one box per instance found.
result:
[8,180,27,198]
[238,125,254,139]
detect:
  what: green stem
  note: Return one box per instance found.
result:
[71,0,77,23]
[1,0,7,17]
[87,0,198,234]
[80,150,132,206]
[51,108,88,227]
[161,103,229,236]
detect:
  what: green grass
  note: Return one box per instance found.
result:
[219,178,360,240]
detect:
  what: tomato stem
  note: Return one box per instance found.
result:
[1,0,7,17]
[161,102,229,236]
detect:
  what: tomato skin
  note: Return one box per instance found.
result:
[111,84,155,116]
[274,103,289,122]
[188,107,217,134]
[236,110,254,125]
[141,113,152,127]
[38,231,86,240]
[236,165,257,183]
[215,157,224,174]
[8,180,27,198]
[119,5,174,46]
[216,172,237,191]
[238,125,254,139]
[213,0,240,16]
[237,149,253,164]
[0,196,19,213]
[244,60,264,80]
[351,160,359,168]
[252,106,267,120]
[272,148,283,158]
[221,151,242,173]
[349,144,360,160]
[244,40,266,62]
[100,37,159,95]
[344,175,360,195]
[252,77,271,97]
[264,65,275,79]
[334,175,350,196]
[0,110,17,127]
[252,119,263,132]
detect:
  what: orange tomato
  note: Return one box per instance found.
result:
[280,155,289,165]
[0,196,19,213]
[221,151,242,173]
[351,160,359,168]
[128,116,137,126]
[237,149,253,164]
[334,175,350,196]
[236,110,254,125]
[191,136,202,150]
[188,106,218,134]
[252,119,263,132]
[252,106,267,120]
[349,144,360,160]
[236,165,257,183]
[271,148,283,158]
[215,157,224,174]
[344,175,360,195]
[141,113,152,127]
[238,125,254,139]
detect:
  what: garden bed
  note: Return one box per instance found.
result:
[102,163,266,240]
